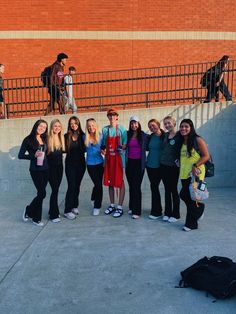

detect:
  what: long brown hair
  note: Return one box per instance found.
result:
[26,119,48,150]
[179,118,200,156]
[65,116,84,151]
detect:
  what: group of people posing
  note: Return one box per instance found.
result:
[18,107,210,232]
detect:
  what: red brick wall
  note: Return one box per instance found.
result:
[0,0,235,78]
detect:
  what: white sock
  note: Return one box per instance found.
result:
[111,203,115,207]
[117,205,122,210]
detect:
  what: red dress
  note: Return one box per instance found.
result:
[103,124,123,188]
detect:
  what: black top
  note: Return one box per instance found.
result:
[65,133,85,165]
[160,132,182,167]
[18,138,48,171]
[47,149,63,167]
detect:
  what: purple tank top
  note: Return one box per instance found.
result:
[128,138,142,159]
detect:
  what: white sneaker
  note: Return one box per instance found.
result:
[149,215,162,220]
[168,217,178,223]
[93,208,100,216]
[32,221,44,227]
[23,208,29,222]
[128,210,132,215]
[132,214,140,219]
[162,215,169,221]
[51,218,61,223]
[64,212,76,220]
[182,226,192,232]
[72,208,79,215]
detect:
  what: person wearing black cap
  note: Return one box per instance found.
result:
[45,53,68,115]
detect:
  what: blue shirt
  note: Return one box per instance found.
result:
[86,137,104,166]
[146,134,163,168]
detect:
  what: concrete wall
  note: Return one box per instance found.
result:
[0,102,235,197]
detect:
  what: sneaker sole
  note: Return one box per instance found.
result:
[23,209,29,222]
[64,214,76,220]
[149,216,162,220]
[32,221,44,227]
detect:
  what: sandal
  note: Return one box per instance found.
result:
[104,206,116,215]
[113,209,123,218]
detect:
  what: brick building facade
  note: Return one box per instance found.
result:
[0,0,235,78]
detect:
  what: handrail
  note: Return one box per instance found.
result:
[1,60,235,119]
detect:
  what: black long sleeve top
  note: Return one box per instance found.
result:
[18,137,48,171]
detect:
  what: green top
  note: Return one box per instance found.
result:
[180,144,205,180]
[146,134,163,168]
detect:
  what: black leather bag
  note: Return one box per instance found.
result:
[205,157,214,177]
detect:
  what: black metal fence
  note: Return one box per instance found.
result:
[2,60,235,119]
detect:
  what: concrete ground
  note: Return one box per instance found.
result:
[0,186,236,314]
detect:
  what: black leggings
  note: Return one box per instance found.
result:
[64,162,86,213]
[87,163,104,209]
[126,159,144,215]
[146,167,163,216]
[26,170,49,222]
[161,165,180,218]
[48,163,63,219]
[180,178,205,229]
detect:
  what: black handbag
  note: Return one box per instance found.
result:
[205,157,214,177]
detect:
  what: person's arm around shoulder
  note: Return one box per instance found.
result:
[120,125,127,149]
[100,126,107,154]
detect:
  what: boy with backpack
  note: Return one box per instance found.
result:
[43,53,68,115]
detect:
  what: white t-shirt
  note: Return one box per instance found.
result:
[64,74,73,98]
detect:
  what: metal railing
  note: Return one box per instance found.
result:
[2,60,235,119]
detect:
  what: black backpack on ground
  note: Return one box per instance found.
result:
[41,65,52,87]
[179,256,236,299]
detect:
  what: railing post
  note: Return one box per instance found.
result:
[99,97,102,112]
[192,88,195,104]
[145,93,149,108]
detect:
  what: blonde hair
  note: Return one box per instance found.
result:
[85,118,100,146]
[163,115,176,127]
[47,119,65,154]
